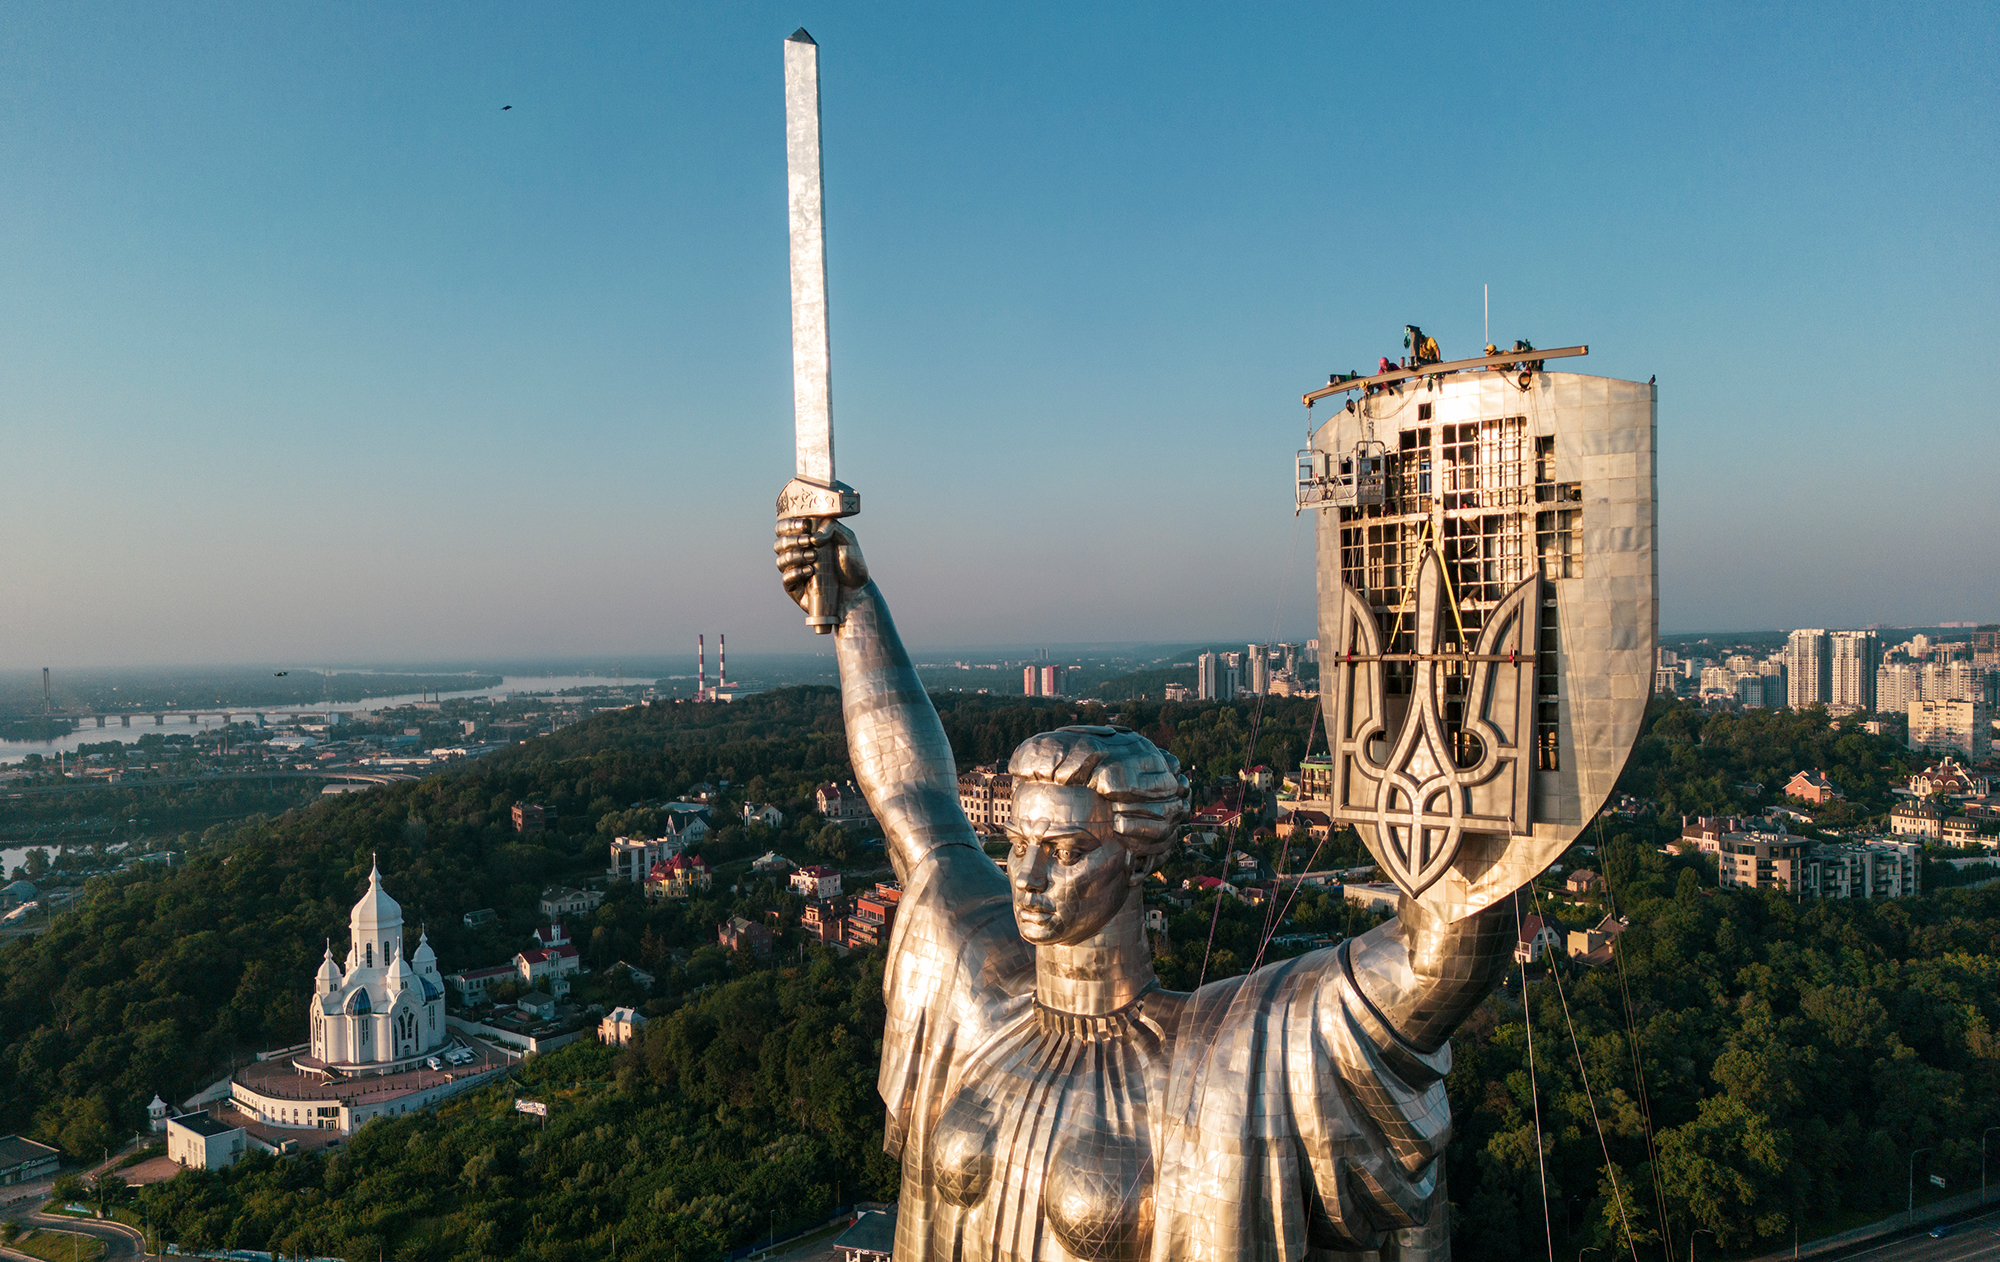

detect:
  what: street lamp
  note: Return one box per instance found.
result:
[1909,1147,1933,1225]
[1690,1228,1716,1262]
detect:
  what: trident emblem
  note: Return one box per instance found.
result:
[1326,548,1540,898]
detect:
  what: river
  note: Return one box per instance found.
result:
[0,674,636,765]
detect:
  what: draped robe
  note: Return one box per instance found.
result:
[877,842,1455,1262]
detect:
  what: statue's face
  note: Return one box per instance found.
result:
[1007,782,1134,946]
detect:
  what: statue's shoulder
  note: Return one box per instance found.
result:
[886,844,1031,1004]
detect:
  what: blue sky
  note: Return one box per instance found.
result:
[3,2,1994,666]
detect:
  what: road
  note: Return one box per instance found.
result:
[1825,1208,2000,1262]
[0,1210,149,1260]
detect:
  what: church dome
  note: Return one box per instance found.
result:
[349,857,404,944]
[316,943,343,989]
[411,930,438,970]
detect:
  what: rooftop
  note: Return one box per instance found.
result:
[169,1111,241,1138]
[0,1134,59,1166]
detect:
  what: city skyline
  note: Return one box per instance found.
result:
[4,3,1995,667]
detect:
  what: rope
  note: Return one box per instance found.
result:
[1529,882,1641,1261]
[1521,912,1556,1262]
[1597,813,1675,1260]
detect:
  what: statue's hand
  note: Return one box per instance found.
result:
[774,517,869,614]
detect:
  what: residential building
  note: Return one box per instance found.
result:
[1276,808,1331,841]
[1654,667,1683,697]
[445,964,514,1005]
[1889,800,1944,841]
[539,887,602,920]
[1247,645,1270,696]
[1974,626,2000,665]
[517,992,557,1021]
[1197,652,1242,702]
[1941,815,1981,847]
[751,851,796,875]
[1910,758,1990,800]
[1566,914,1628,965]
[1565,869,1603,896]
[1514,914,1563,964]
[461,908,497,929]
[720,915,773,956]
[1242,765,1274,791]
[608,835,684,884]
[1785,769,1842,805]
[1910,698,1992,761]
[1787,629,1830,708]
[511,801,548,833]
[530,924,569,950]
[816,781,876,830]
[1802,840,1921,899]
[791,865,842,901]
[845,883,903,950]
[646,854,712,899]
[742,802,784,828]
[598,1007,648,1047]
[1296,755,1333,802]
[0,1135,59,1186]
[1022,664,1066,697]
[167,1113,246,1171]
[1877,663,1922,715]
[801,900,847,947]
[1829,631,1880,714]
[514,943,582,997]
[957,764,1016,833]
[1715,831,1810,893]
[1163,682,1194,702]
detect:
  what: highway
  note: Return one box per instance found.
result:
[1824,1208,2000,1262]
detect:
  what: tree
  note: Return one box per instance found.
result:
[51,1172,87,1204]
[808,824,850,862]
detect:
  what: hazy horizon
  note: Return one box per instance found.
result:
[5,3,1994,668]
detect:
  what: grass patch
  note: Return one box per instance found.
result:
[13,1229,108,1262]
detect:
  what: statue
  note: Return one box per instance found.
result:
[778,519,1510,1262]
[770,34,1656,1262]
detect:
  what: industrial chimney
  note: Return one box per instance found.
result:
[698,635,706,701]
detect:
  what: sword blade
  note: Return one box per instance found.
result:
[785,30,833,487]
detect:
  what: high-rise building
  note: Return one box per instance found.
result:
[1974,626,2000,665]
[1829,631,1879,714]
[1039,665,1065,697]
[1787,629,1830,709]
[1910,698,1992,762]
[1222,652,1242,700]
[1023,666,1038,697]
[1247,644,1270,696]
[1196,652,1219,701]
[1876,663,1921,715]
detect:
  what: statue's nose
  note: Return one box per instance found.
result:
[1014,847,1050,891]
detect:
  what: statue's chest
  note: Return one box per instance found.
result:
[926,1000,1172,1262]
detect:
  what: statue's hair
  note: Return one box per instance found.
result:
[1007,726,1190,856]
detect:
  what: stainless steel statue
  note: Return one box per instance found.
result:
[771,33,1655,1262]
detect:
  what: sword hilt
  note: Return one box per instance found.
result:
[777,477,860,635]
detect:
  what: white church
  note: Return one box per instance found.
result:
[309,858,448,1070]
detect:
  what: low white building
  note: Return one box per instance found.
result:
[790,865,842,901]
[599,1007,648,1046]
[167,1113,245,1171]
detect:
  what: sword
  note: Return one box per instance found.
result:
[777,28,859,634]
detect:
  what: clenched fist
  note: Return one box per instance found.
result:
[774,517,870,618]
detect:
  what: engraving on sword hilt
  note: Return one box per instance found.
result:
[777,478,860,635]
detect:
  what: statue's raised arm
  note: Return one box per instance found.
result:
[775,518,978,882]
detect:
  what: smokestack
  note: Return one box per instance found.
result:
[720,634,726,688]
[699,635,706,700]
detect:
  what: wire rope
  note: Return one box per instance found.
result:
[1528,881,1641,1262]
[1521,910,1557,1262]
[1595,812,1675,1260]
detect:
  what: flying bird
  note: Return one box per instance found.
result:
[274,671,288,676]
[502,105,512,110]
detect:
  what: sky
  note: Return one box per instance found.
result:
[2,2,1995,667]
